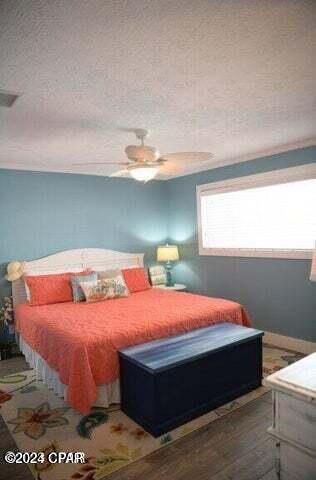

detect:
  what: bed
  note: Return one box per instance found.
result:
[13,248,250,414]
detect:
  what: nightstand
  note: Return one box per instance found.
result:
[153,283,187,291]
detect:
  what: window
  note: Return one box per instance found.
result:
[197,164,316,258]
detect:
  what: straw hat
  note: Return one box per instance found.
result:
[5,261,26,282]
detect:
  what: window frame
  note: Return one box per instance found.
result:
[196,163,316,259]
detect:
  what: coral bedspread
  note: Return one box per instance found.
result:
[15,289,250,414]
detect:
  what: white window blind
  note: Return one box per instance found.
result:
[197,165,316,258]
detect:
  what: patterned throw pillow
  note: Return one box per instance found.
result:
[149,265,167,286]
[80,275,129,303]
[71,272,98,302]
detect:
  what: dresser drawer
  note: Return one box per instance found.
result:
[277,439,316,480]
[274,391,316,451]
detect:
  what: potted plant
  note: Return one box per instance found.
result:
[0,296,15,360]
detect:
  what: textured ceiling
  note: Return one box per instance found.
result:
[0,0,315,179]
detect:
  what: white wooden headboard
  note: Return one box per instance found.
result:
[12,248,144,308]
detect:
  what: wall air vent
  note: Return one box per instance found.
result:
[0,89,20,107]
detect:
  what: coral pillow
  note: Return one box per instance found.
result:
[25,270,91,306]
[122,267,151,293]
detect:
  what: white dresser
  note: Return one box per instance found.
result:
[264,353,316,480]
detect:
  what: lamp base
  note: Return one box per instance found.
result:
[166,263,174,287]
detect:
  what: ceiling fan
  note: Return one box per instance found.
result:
[72,129,214,182]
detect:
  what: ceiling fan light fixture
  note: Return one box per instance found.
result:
[129,165,159,182]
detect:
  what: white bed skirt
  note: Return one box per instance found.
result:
[18,335,121,408]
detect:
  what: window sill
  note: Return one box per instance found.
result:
[198,247,313,259]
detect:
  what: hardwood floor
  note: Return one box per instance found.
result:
[0,356,278,480]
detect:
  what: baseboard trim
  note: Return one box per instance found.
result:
[264,331,316,354]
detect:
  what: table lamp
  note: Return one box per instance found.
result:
[157,244,179,287]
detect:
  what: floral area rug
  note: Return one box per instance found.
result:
[0,346,303,480]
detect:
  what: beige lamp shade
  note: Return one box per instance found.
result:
[310,249,316,282]
[157,245,179,262]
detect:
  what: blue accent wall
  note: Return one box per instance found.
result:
[166,146,316,342]
[0,146,315,343]
[0,169,168,298]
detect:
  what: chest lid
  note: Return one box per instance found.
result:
[119,322,263,373]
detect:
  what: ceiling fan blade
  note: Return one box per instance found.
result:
[110,169,130,178]
[158,162,185,176]
[161,152,213,163]
[72,162,129,166]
